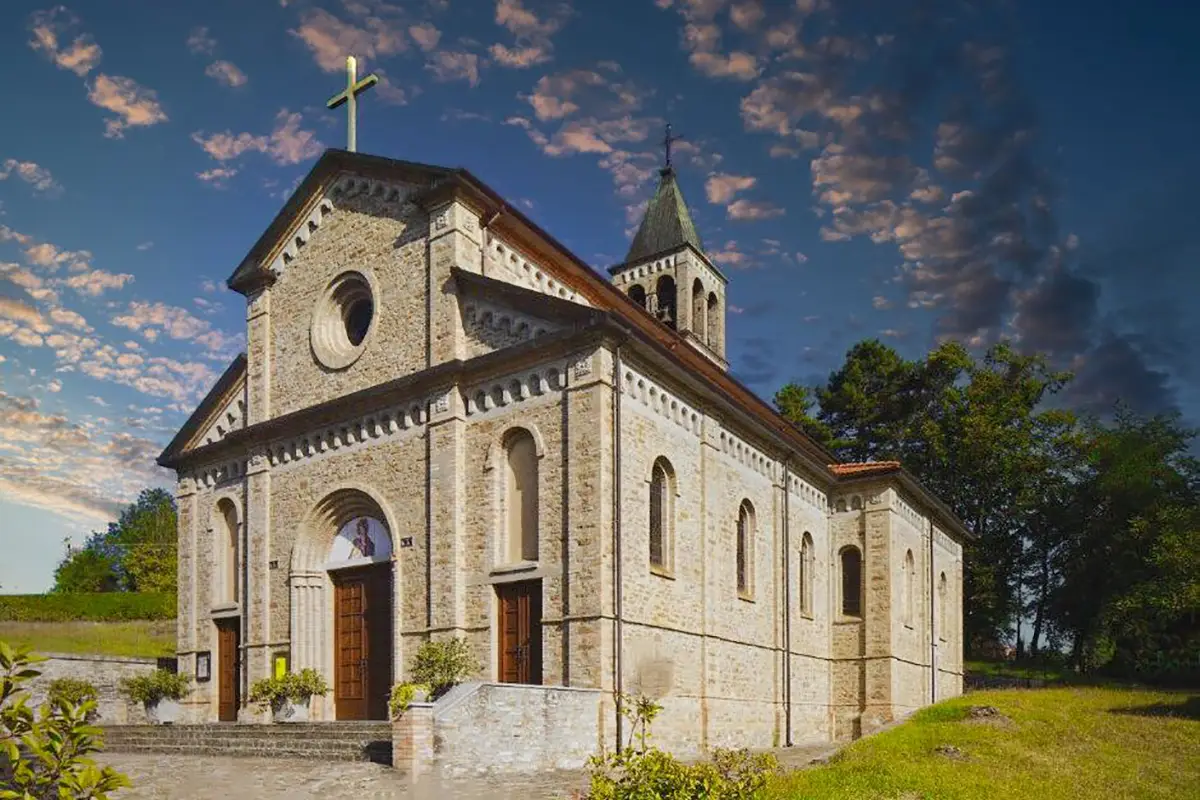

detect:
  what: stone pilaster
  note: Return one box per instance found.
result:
[246,289,272,424]
[862,496,893,732]
[427,388,466,635]
[427,202,482,368]
[245,448,272,686]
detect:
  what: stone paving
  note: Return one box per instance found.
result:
[101,754,588,799]
[100,742,840,799]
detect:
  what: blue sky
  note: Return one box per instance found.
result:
[1,0,1197,593]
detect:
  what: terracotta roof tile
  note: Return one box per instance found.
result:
[829,461,902,477]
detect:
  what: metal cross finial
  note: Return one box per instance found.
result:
[662,123,684,170]
[326,55,379,153]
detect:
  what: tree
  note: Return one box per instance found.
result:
[53,489,177,594]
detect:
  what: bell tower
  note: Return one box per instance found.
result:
[608,128,728,368]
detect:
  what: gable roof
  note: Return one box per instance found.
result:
[157,353,246,464]
[621,167,704,265]
[217,148,970,543]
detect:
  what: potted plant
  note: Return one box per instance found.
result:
[119,669,190,725]
[47,677,100,723]
[388,681,431,718]
[248,668,328,723]
[389,637,479,718]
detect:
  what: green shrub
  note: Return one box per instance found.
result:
[118,669,189,705]
[248,669,329,707]
[48,677,99,708]
[1,640,130,797]
[0,593,175,622]
[409,638,478,697]
[388,681,431,717]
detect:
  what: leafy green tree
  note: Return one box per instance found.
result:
[53,489,177,594]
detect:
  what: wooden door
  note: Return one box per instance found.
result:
[333,565,392,720]
[216,618,240,722]
[498,580,542,685]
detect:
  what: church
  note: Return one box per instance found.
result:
[159,137,967,753]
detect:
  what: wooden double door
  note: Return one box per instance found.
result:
[498,580,542,685]
[333,564,393,720]
[216,618,240,722]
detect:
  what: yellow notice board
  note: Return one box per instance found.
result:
[273,653,288,679]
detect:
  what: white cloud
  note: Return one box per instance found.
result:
[705,173,756,204]
[408,22,441,52]
[726,198,785,220]
[205,60,248,87]
[186,26,217,55]
[290,7,408,73]
[0,159,62,194]
[63,269,134,296]
[425,51,481,86]
[88,74,169,138]
[28,6,102,76]
[192,109,323,171]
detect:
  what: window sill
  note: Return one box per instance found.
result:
[835,615,863,624]
[799,611,814,621]
[491,560,539,576]
[649,565,675,580]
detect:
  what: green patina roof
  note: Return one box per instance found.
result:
[624,167,704,264]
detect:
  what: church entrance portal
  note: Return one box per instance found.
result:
[332,563,392,720]
[498,580,542,685]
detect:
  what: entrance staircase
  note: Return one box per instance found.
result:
[101,721,393,764]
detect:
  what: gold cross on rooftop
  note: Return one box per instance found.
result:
[326,55,378,153]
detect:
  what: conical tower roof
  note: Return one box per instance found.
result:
[623,167,704,264]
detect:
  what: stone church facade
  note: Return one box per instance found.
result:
[159,148,967,753]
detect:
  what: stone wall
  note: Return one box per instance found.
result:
[430,682,604,777]
[24,653,156,726]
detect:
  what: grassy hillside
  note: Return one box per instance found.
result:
[0,620,175,658]
[766,687,1198,800]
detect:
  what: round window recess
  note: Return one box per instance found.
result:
[311,271,376,370]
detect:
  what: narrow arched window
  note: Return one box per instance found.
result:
[938,571,948,641]
[649,457,674,571]
[706,292,720,350]
[504,429,539,563]
[691,279,706,341]
[903,549,915,626]
[655,275,677,328]
[216,498,238,604]
[800,532,814,617]
[628,284,647,309]
[737,500,755,596]
[840,546,862,617]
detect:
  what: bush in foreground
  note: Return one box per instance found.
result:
[0,640,129,798]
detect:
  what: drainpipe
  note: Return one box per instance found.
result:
[783,464,792,746]
[612,345,625,750]
[929,518,936,704]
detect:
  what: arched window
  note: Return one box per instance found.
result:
[504,429,539,563]
[840,546,862,617]
[706,292,720,350]
[655,275,677,328]
[691,279,706,341]
[216,498,238,604]
[938,571,948,641]
[799,532,814,617]
[649,457,675,571]
[903,549,915,626]
[737,500,755,596]
[628,284,647,309]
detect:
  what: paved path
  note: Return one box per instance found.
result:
[101,754,588,799]
[100,742,839,799]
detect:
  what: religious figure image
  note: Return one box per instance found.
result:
[352,517,375,558]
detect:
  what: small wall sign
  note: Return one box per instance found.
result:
[273,653,289,679]
[195,651,211,682]
[400,536,414,549]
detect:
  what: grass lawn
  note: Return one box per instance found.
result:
[965,658,1072,682]
[766,687,1199,800]
[0,620,176,658]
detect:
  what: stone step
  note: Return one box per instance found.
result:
[99,723,392,765]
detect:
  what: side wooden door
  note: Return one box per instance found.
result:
[497,580,542,685]
[216,618,240,722]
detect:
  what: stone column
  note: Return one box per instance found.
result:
[245,288,271,425]
[392,703,435,777]
[175,475,202,721]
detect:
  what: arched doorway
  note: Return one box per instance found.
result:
[291,489,395,721]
